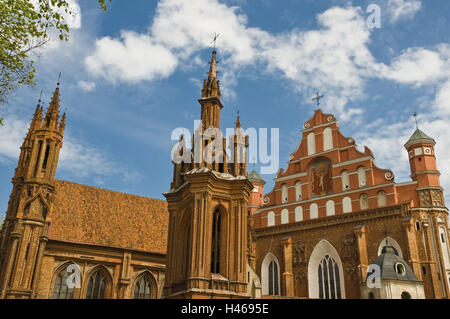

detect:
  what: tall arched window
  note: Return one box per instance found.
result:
[323,127,333,151]
[438,226,450,271]
[267,211,275,227]
[295,206,303,222]
[310,203,318,219]
[211,209,221,274]
[86,269,109,299]
[318,255,341,299]
[308,240,345,299]
[341,170,350,191]
[326,200,335,216]
[377,190,387,207]
[342,197,352,213]
[261,253,280,296]
[281,209,289,224]
[295,181,302,200]
[307,132,316,155]
[52,265,76,299]
[357,166,366,187]
[133,273,154,299]
[281,184,288,203]
[360,193,369,210]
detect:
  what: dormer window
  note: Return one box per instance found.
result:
[395,262,406,276]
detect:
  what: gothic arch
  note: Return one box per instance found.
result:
[261,252,281,296]
[308,239,346,299]
[82,264,113,299]
[49,260,81,299]
[211,205,228,275]
[131,269,158,299]
[377,237,403,258]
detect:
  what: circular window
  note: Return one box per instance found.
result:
[395,263,406,276]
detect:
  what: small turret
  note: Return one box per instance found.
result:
[404,128,440,188]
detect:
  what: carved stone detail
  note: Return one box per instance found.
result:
[341,233,358,264]
[293,241,307,265]
[419,190,431,206]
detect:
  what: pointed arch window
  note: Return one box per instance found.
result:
[261,253,280,296]
[86,269,108,299]
[52,267,74,299]
[318,255,341,299]
[133,273,153,299]
[211,209,221,274]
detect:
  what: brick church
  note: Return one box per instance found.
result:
[0,51,449,299]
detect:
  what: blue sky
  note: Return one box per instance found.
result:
[1,0,450,218]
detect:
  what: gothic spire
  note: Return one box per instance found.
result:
[44,76,61,130]
[201,50,221,99]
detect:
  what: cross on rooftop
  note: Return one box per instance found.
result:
[312,92,324,108]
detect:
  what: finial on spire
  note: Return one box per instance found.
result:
[312,91,324,109]
[211,32,220,52]
[413,112,419,129]
[38,90,43,104]
[235,110,241,128]
[57,72,61,87]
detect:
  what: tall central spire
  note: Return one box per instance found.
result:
[201,50,221,99]
[199,50,223,129]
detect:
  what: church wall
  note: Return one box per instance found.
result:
[255,203,413,299]
[36,240,165,299]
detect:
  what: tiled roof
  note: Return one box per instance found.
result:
[48,180,169,254]
[405,129,435,147]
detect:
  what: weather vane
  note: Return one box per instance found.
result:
[312,91,324,108]
[211,32,220,51]
[413,112,419,129]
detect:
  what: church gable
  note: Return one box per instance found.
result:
[48,180,169,254]
[257,109,399,228]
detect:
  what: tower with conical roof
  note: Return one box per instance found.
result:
[164,50,253,299]
[0,81,65,299]
[404,127,449,298]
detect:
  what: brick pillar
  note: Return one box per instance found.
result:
[354,225,369,283]
[423,220,443,299]
[401,217,422,281]
[282,237,294,297]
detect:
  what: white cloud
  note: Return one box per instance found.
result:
[77,80,96,92]
[0,116,29,163]
[85,31,178,82]
[435,81,450,116]
[387,0,422,23]
[382,47,448,85]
